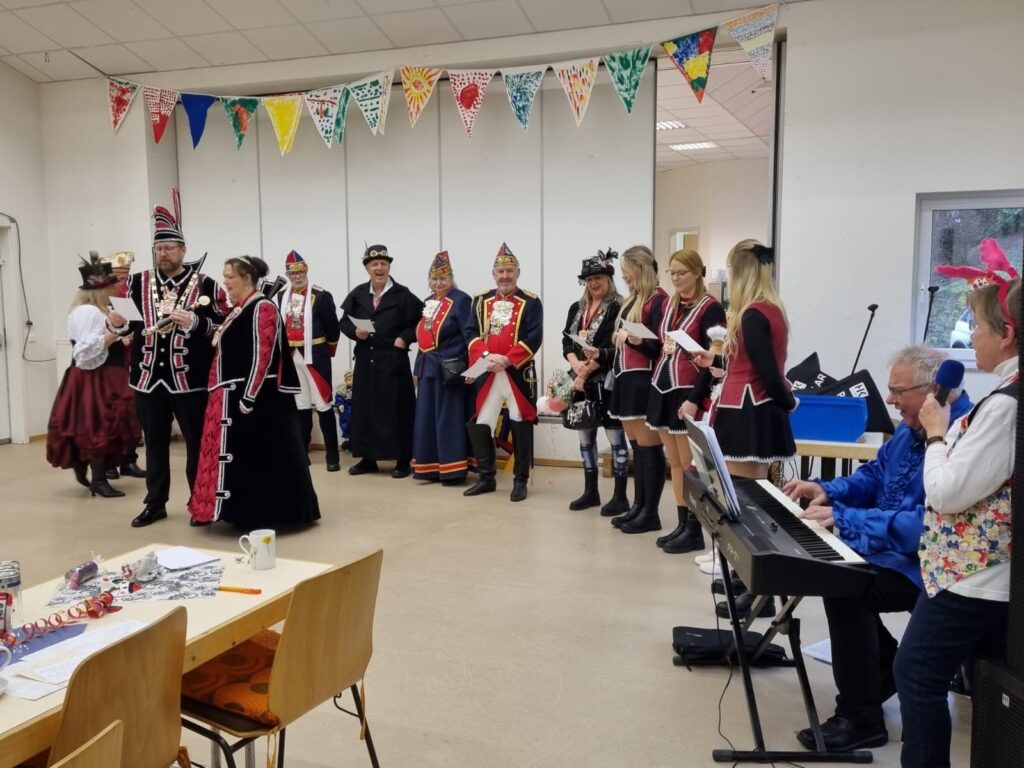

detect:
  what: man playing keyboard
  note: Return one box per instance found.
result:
[783,346,972,752]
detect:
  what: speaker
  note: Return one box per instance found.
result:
[971,660,1024,767]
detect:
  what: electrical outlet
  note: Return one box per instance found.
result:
[27,332,37,344]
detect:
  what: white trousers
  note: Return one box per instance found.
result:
[475,371,523,429]
[292,350,330,413]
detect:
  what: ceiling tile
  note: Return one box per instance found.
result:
[243,24,328,59]
[181,30,268,65]
[690,0,763,12]
[0,10,57,52]
[13,4,113,47]
[71,0,173,42]
[515,0,610,32]
[278,0,363,21]
[126,37,210,69]
[373,8,461,48]
[307,16,393,53]
[72,42,155,74]
[605,0,695,23]
[1,54,52,81]
[133,0,232,36]
[361,0,433,11]
[444,0,534,39]
[20,49,100,79]
[205,0,296,29]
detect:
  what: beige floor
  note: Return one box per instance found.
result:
[2,441,973,767]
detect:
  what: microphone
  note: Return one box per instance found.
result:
[851,303,879,375]
[934,359,965,406]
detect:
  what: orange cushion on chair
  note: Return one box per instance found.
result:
[181,630,281,727]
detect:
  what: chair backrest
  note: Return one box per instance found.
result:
[49,607,187,768]
[50,721,124,768]
[267,549,383,726]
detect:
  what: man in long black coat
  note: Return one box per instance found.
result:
[339,244,423,478]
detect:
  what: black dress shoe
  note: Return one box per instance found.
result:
[391,464,412,479]
[796,715,888,752]
[189,518,212,527]
[715,592,776,620]
[510,480,528,502]
[106,468,120,480]
[348,459,379,476]
[711,576,748,596]
[326,462,341,472]
[464,477,496,496]
[131,505,167,528]
[119,462,146,478]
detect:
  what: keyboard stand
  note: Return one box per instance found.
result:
[705,531,874,764]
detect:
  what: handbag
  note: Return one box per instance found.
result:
[561,392,601,431]
[439,354,468,387]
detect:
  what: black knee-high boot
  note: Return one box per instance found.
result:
[464,422,496,496]
[569,469,600,510]
[621,445,664,533]
[611,440,644,526]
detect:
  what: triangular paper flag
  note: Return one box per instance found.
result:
[304,86,345,148]
[222,97,260,149]
[180,93,218,149]
[553,57,600,126]
[107,77,139,133]
[662,28,717,103]
[263,94,303,155]
[603,46,651,114]
[448,69,495,137]
[349,71,393,136]
[720,3,778,79]
[333,88,351,146]
[401,66,441,127]
[143,86,178,144]
[501,66,545,132]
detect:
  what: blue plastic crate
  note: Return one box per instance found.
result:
[789,394,868,442]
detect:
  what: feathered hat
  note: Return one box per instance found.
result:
[78,251,120,290]
[429,250,453,279]
[578,247,617,282]
[936,238,1020,331]
[363,244,392,265]
[152,188,184,246]
[493,242,518,267]
[284,250,308,273]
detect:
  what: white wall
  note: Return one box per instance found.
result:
[0,62,53,440]
[655,158,770,275]
[779,0,1024,395]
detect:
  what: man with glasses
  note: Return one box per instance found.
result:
[782,346,972,752]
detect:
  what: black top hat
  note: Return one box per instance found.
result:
[363,244,393,264]
[578,248,617,281]
[78,251,120,290]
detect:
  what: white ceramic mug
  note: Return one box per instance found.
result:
[0,644,11,672]
[238,529,276,570]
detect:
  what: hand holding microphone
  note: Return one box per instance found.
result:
[919,360,964,438]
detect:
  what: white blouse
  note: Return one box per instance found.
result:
[67,305,109,370]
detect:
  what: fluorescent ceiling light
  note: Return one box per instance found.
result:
[656,120,686,130]
[670,142,717,151]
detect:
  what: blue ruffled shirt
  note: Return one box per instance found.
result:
[819,391,973,588]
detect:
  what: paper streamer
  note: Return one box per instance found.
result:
[553,57,599,126]
[107,77,139,133]
[349,71,393,136]
[720,3,778,79]
[603,46,651,114]
[222,97,260,149]
[181,93,218,149]
[143,86,178,144]
[305,86,346,147]
[449,69,495,137]
[501,66,545,132]
[663,28,717,103]
[263,94,304,155]
[401,66,441,127]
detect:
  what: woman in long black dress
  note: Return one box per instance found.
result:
[188,256,320,528]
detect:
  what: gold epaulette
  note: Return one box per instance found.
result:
[520,290,539,299]
[312,284,325,292]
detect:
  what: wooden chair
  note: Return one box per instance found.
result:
[181,549,384,768]
[50,721,124,768]
[48,607,187,768]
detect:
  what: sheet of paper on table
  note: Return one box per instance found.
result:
[156,546,221,571]
[621,321,658,340]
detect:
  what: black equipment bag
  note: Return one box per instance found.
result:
[672,626,791,669]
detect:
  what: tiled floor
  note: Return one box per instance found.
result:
[2,441,973,767]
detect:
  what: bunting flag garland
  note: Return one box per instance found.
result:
[333,87,352,146]
[304,86,346,147]
[143,86,178,144]
[603,46,651,114]
[349,71,393,136]
[553,57,599,126]
[501,66,545,132]
[222,97,260,149]
[720,3,778,79]
[107,77,139,133]
[180,93,218,149]
[263,94,304,155]
[449,69,495,137]
[663,28,717,103]
[401,66,441,127]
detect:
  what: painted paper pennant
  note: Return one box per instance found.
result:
[720,3,778,79]
[305,86,345,147]
[180,93,218,149]
[501,66,545,132]
[401,66,441,127]
[349,71,393,136]
[662,28,717,103]
[222,97,260,149]
[143,86,178,144]
[603,46,651,114]
[553,57,599,126]
[263,94,304,155]
[333,87,352,146]
[107,77,139,133]
[449,69,495,137]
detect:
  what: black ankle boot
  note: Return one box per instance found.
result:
[71,459,89,488]
[621,445,665,534]
[600,474,630,516]
[662,517,706,554]
[89,460,124,498]
[569,470,600,510]
[657,506,689,547]
[612,441,644,527]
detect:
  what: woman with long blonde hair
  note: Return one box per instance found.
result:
[646,248,725,553]
[586,245,669,533]
[695,239,796,479]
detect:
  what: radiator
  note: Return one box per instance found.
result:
[55,339,73,377]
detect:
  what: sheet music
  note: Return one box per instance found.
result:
[684,416,740,517]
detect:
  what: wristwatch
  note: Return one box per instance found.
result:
[925,435,946,447]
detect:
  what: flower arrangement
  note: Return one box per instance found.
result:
[538,369,574,414]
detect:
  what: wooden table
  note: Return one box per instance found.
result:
[0,543,332,768]
[796,432,886,480]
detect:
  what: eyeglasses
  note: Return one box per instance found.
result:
[887,382,929,397]
[666,269,693,278]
